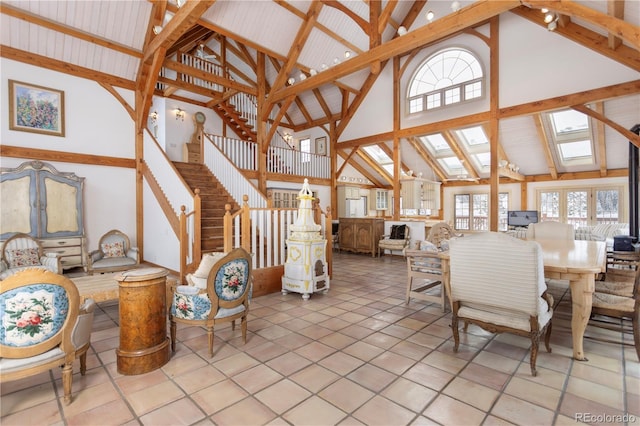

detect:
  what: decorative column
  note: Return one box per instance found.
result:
[281,179,330,300]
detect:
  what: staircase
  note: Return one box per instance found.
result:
[173,162,240,253]
[214,102,257,142]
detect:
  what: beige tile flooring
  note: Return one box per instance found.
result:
[1,252,639,425]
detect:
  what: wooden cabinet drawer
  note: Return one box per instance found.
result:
[60,255,83,268]
[40,238,81,248]
[44,245,82,257]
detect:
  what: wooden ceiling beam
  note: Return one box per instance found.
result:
[442,130,480,180]
[607,0,625,50]
[338,150,386,188]
[593,101,608,177]
[0,45,134,89]
[572,103,640,149]
[522,0,639,49]
[0,3,142,58]
[163,58,257,94]
[511,6,639,71]
[533,113,558,180]
[269,0,521,104]
[405,137,447,181]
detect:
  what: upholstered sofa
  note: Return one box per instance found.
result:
[575,223,629,248]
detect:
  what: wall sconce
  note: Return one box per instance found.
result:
[149,110,158,123]
[175,108,185,121]
[283,132,292,143]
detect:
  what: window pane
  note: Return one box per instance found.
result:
[444,87,460,105]
[566,190,588,228]
[426,93,441,109]
[472,194,488,231]
[595,189,619,223]
[540,191,560,221]
[409,97,423,113]
[420,133,450,154]
[498,193,509,231]
[550,109,589,136]
[455,194,470,230]
[465,81,482,99]
[558,140,592,160]
[300,138,311,162]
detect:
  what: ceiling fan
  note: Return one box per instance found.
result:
[195,44,217,61]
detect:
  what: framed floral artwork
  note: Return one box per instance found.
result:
[315,136,327,155]
[9,80,65,137]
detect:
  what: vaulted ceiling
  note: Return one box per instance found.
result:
[1,0,639,187]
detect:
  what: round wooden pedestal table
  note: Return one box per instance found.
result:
[116,267,170,375]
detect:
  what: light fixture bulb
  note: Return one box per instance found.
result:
[544,12,555,23]
[451,1,461,12]
[397,26,407,36]
[320,63,327,70]
[299,72,306,81]
[547,20,557,31]
[344,50,351,59]
[153,25,163,35]
[426,10,434,21]
[333,57,339,65]
[287,77,295,85]
[309,68,317,75]
[541,8,549,13]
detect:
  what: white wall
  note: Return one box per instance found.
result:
[1,59,137,253]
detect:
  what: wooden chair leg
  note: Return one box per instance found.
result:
[62,363,73,405]
[79,352,87,375]
[207,327,214,358]
[170,317,176,353]
[452,314,460,352]
[633,301,640,362]
[242,316,247,344]
[544,322,553,353]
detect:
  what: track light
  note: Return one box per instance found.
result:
[344,50,351,59]
[397,26,407,36]
[287,77,295,85]
[153,25,163,35]
[426,10,434,22]
[451,1,461,12]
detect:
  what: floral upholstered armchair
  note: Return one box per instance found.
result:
[170,248,253,358]
[87,229,139,275]
[0,269,95,404]
[0,233,61,280]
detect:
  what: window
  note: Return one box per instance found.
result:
[537,187,623,227]
[454,192,509,231]
[408,48,484,114]
[362,145,394,177]
[300,137,311,163]
[545,109,594,166]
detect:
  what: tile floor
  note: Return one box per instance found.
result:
[1,252,639,425]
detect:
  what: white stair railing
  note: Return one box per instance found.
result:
[203,135,266,208]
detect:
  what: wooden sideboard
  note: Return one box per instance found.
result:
[338,217,384,257]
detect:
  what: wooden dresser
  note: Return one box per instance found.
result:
[338,217,384,257]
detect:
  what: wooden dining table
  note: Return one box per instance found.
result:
[531,238,607,361]
[439,237,607,361]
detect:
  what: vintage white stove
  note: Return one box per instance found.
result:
[281,179,330,300]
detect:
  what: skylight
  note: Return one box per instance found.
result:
[362,145,394,177]
[546,109,594,166]
[419,134,451,155]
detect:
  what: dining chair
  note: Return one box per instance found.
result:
[405,248,446,312]
[526,221,575,240]
[449,232,554,376]
[588,252,640,361]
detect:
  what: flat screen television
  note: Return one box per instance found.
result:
[508,210,539,227]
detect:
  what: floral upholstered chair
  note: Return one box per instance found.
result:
[0,233,61,280]
[87,229,139,275]
[0,269,95,404]
[378,224,411,257]
[169,248,253,358]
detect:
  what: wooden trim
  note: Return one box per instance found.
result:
[0,145,135,169]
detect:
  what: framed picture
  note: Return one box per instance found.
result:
[315,136,327,155]
[9,80,65,137]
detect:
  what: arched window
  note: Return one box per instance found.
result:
[408,48,484,114]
